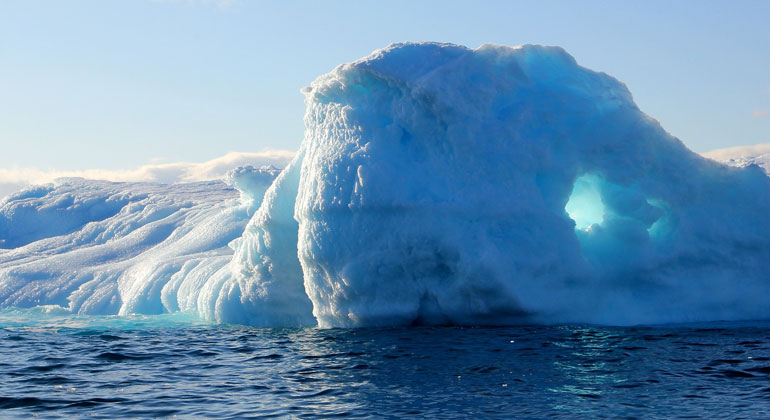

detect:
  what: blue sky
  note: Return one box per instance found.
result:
[1,0,768,173]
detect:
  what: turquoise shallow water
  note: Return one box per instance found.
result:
[2,309,770,419]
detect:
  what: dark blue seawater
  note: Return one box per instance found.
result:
[2,309,770,419]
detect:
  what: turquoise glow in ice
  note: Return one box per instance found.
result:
[565,174,605,230]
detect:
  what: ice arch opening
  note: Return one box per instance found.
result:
[565,172,670,282]
[565,174,605,231]
[566,173,667,240]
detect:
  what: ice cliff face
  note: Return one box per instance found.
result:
[294,42,770,326]
[2,42,770,327]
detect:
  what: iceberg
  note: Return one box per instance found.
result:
[2,42,770,327]
[293,42,770,326]
[0,166,278,316]
[703,143,770,175]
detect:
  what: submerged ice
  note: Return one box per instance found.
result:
[2,42,770,327]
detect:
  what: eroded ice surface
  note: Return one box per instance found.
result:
[2,42,770,327]
[293,42,770,327]
[0,166,278,318]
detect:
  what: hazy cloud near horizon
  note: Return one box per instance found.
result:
[5,143,770,200]
[0,150,295,199]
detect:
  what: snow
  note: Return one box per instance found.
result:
[703,143,770,174]
[2,42,770,327]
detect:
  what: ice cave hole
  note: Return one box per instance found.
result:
[565,174,668,239]
[565,174,605,231]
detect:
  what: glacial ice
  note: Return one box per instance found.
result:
[2,42,770,327]
[294,42,770,326]
[0,167,278,317]
[703,143,770,175]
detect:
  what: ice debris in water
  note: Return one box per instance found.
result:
[2,42,770,328]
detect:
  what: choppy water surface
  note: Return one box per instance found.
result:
[1,310,770,419]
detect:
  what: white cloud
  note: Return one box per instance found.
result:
[0,150,295,199]
[753,110,770,119]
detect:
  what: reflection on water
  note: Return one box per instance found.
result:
[1,310,770,418]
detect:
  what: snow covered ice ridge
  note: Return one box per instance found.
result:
[0,166,279,317]
[3,42,770,327]
[703,143,770,175]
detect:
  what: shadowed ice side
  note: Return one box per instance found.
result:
[2,42,770,327]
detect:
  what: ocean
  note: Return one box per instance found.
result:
[1,309,769,419]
